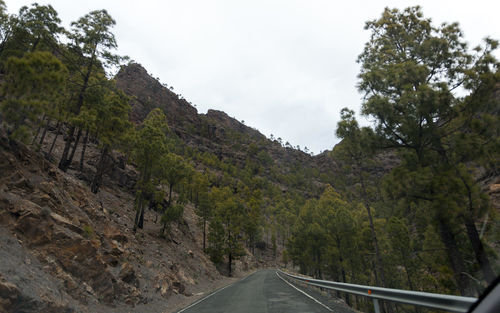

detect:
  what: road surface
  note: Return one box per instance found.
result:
[176,269,353,313]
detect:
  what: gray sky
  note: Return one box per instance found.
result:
[5,0,500,154]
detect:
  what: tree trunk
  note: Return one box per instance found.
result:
[316,251,322,279]
[66,128,82,169]
[79,128,90,172]
[139,204,145,229]
[58,125,75,171]
[31,36,41,52]
[458,172,496,284]
[59,50,95,171]
[32,114,45,145]
[168,183,174,206]
[161,217,167,237]
[228,227,232,276]
[359,171,387,288]
[203,218,206,251]
[91,146,108,194]
[447,157,496,285]
[402,254,415,290]
[160,200,170,237]
[371,259,379,285]
[364,201,386,286]
[337,236,350,306]
[134,196,145,231]
[38,117,50,147]
[464,215,495,284]
[438,217,471,296]
[48,121,61,157]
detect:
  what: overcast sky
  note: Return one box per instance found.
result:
[5,0,500,153]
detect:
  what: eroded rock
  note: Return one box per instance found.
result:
[119,262,139,288]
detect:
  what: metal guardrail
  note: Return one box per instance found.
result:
[277,270,478,313]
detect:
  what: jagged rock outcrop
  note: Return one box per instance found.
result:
[115,63,199,129]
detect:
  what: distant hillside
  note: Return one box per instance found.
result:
[115,63,342,198]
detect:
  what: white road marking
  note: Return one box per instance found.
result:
[276,271,334,312]
[176,272,255,313]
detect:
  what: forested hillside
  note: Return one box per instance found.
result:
[286,7,500,310]
[0,1,499,312]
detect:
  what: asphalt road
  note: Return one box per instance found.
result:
[176,269,335,313]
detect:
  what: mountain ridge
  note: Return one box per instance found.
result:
[114,62,341,196]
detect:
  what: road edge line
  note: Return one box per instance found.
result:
[276,271,333,312]
[175,271,255,313]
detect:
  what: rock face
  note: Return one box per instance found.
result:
[115,63,199,128]
[0,130,226,312]
[0,226,82,313]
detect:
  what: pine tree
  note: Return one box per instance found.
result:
[1,51,67,142]
[158,152,193,236]
[356,6,499,293]
[16,3,63,52]
[132,109,169,231]
[207,187,246,276]
[335,108,387,288]
[90,85,131,193]
[59,9,124,171]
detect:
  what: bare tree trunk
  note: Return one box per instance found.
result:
[79,128,90,172]
[134,196,145,231]
[203,218,206,251]
[59,125,75,171]
[91,146,108,194]
[168,183,174,206]
[48,121,61,157]
[38,117,51,146]
[66,128,82,169]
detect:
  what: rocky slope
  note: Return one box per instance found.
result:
[0,129,260,313]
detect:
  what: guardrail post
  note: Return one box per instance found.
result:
[373,298,381,313]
